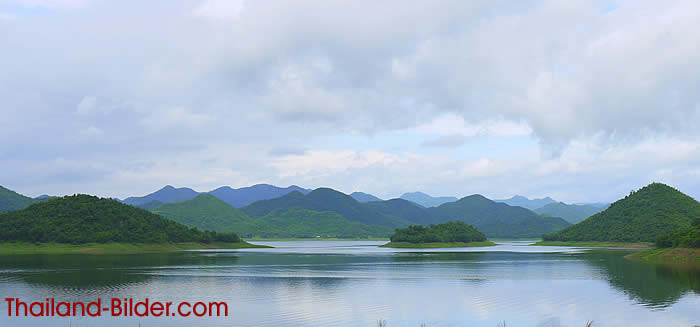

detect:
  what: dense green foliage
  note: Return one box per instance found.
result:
[544,183,700,242]
[123,185,199,206]
[534,202,604,224]
[0,186,38,213]
[427,195,571,238]
[390,221,487,243]
[0,195,240,244]
[656,218,700,248]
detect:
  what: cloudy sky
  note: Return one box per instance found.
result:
[1,0,699,203]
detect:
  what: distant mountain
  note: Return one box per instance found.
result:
[350,192,383,203]
[0,194,240,243]
[428,195,571,238]
[35,194,56,202]
[544,183,700,242]
[152,193,392,238]
[208,184,310,207]
[494,195,556,210]
[134,200,164,210]
[0,186,38,213]
[575,202,610,209]
[534,202,605,224]
[123,185,200,206]
[400,192,457,207]
[242,188,409,228]
[364,198,435,226]
[152,194,256,235]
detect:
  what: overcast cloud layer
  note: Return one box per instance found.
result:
[1,0,699,203]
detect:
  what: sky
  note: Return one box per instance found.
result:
[1,0,699,203]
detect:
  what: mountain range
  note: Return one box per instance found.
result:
[122,184,311,208]
[0,184,616,239]
[399,192,458,207]
[494,195,556,210]
[534,202,605,224]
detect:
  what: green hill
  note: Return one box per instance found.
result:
[534,202,604,224]
[0,194,241,244]
[152,194,258,235]
[134,200,164,210]
[0,186,38,213]
[253,208,394,238]
[544,183,700,242]
[428,195,571,238]
[242,188,409,228]
[364,198,435,225]
[153,194,393,238]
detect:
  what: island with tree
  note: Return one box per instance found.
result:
[381,221,495,248]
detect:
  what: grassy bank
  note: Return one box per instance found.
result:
[244,237,389,241]
[625,247,700,265]
[0,241,270,255]
[380,241,497,248]
[533,241,652,248]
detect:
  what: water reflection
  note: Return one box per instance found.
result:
[0,242,697,327]
[577,250,697,307]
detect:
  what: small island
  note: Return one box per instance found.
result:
[381,221,496,248]
[0,194,269,255]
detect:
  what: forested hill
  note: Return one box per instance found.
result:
[152,194,257,235]
[544,183,700,242]
[0,186,38,213]
[427,195,571,238]
[0,195,240,244]
[242,188,409,227]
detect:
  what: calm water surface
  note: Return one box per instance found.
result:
[0,241,698,327]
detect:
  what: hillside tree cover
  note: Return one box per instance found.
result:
[544,183,700,242]
[0,195,241,244]
[656,218,700,248]
[390,221,487,243]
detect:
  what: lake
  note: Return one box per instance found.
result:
[0,241,698,327]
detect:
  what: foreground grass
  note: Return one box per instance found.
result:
[625,247,700,265]
[245,237,389,242]
[0,241,270,255]
[533,241,652,248]
[380,241,497,248]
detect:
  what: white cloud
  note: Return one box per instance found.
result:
[3,0,700,202]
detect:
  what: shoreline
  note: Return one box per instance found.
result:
[0,241,270,255]
[625,248,700,265]
[380,241,497,248]
[244,237,389,242]
[533,241,652,248]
